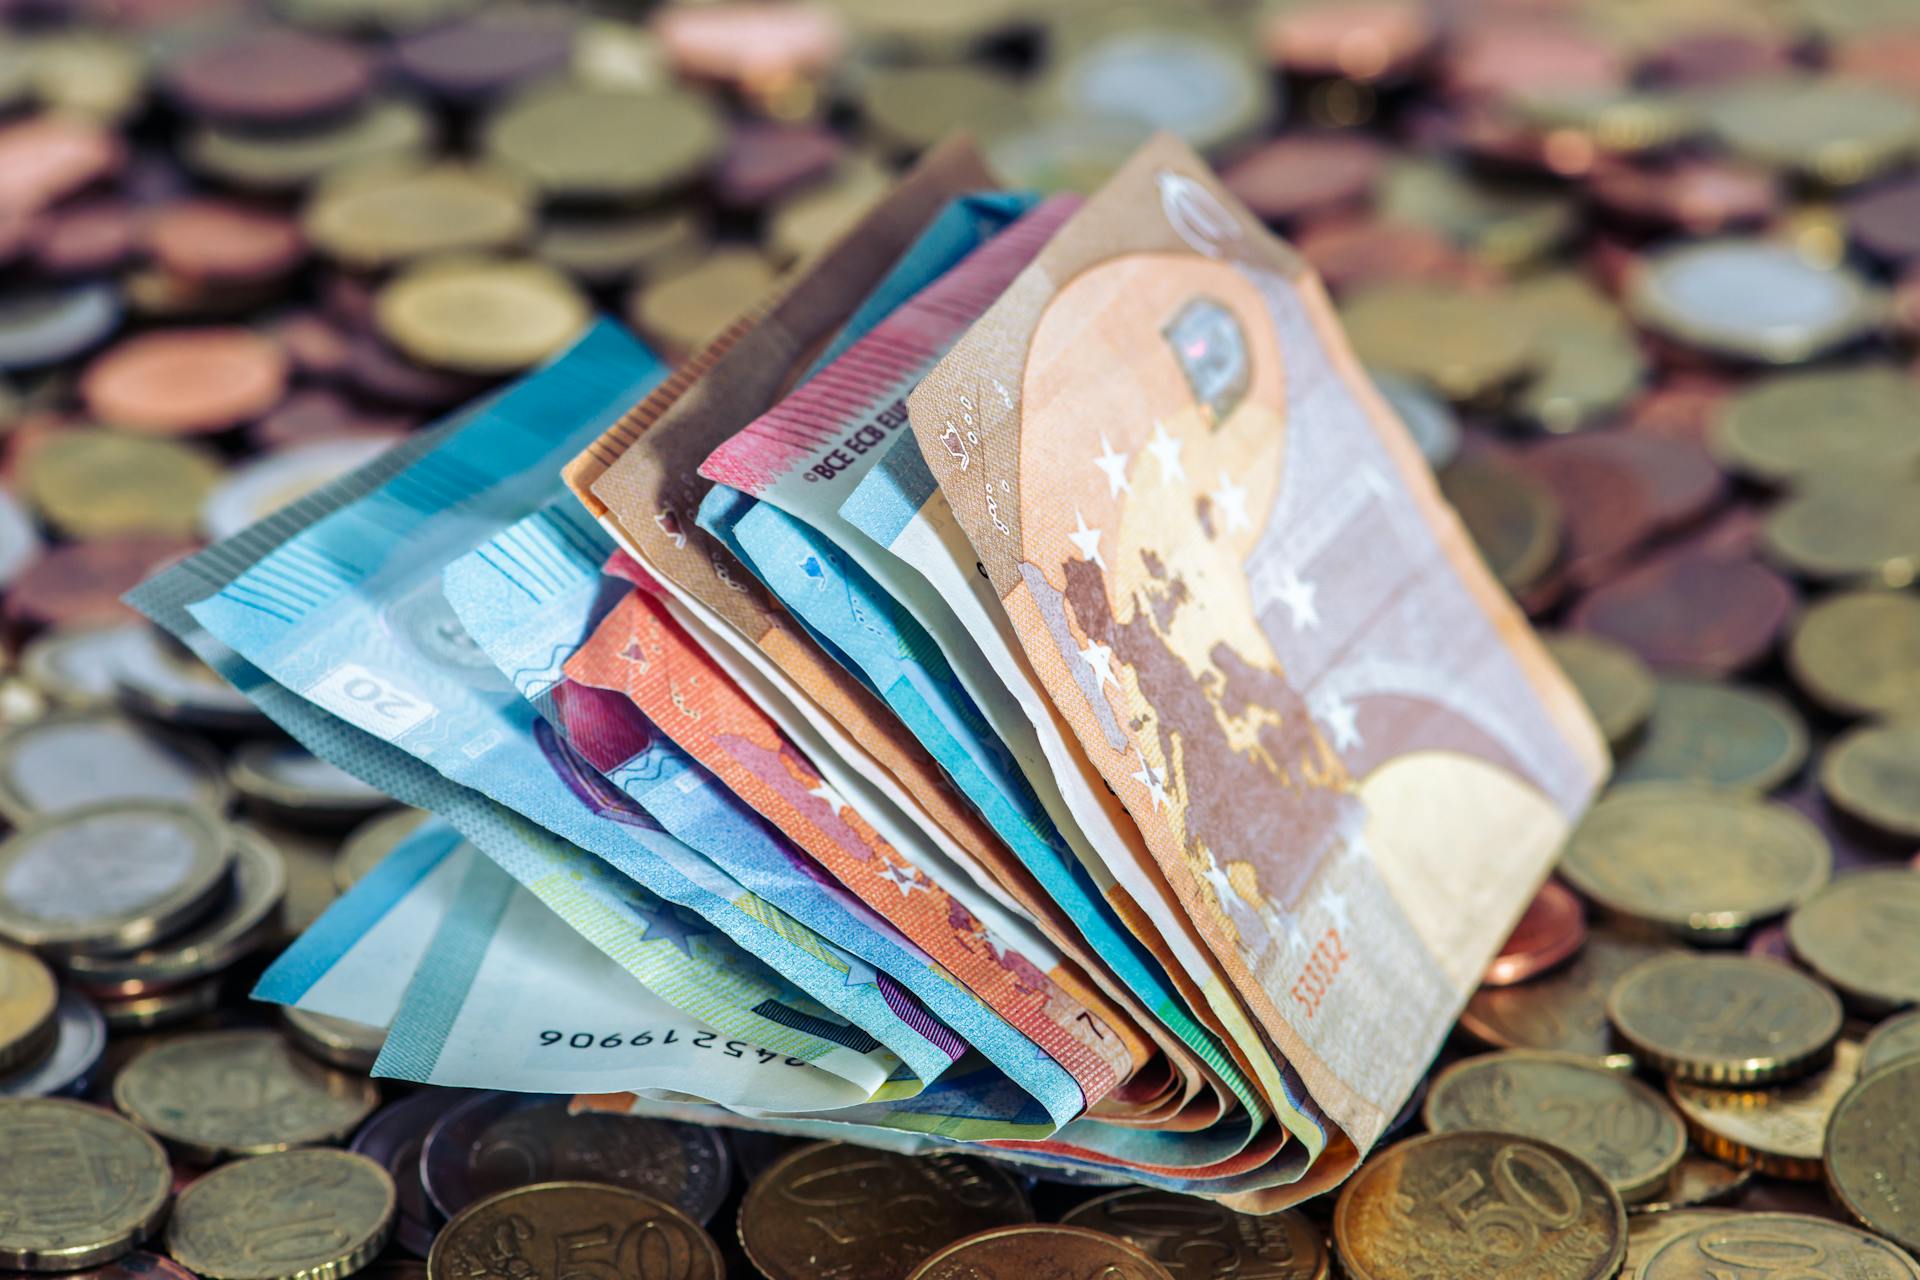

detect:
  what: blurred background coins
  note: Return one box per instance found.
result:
[0,1098,171,1271]
[0,943,56,1075]
[166,1149,394,1280]
[907,1224,1175,1280]
[1059,1190,1327,1279]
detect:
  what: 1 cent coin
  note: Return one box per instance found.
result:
[114,1029,379,1163]
[906,1225,1174,1280]
[1607,953,1843,1085]
[1825,1056,1920,1255]
[0,1098,172,1270]
[1059,1189,1327,1279]
[1333,1130,1626,1280]
[1786,870,1920,1012]
[1484,881,1588,987]
[1425,1051,1686,1201]
[1569,551,1794,678]
[81,327,288,436]
[739,1142,1033,1280]
[166,1149,394,1280]
[429,1182,721,1280]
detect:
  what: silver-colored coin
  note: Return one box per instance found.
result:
[229,740,392,827]
[201,437,395,543]
[1371,367,1462,470]
[0,710,230,822]
[0,800,234,955]
[0,282,123,371]
[112,628,266,731]
[19,624,147,711]
[0,489,41,589]
[1627,238,1881,364]
[0,989,107,1098]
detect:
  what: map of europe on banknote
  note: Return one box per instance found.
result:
[135,131,1605,1207]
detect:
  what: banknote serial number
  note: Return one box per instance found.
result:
[1290,926,1350,1019]
[537,1029,811,1067]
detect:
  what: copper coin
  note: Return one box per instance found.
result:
[1846,174,1920,265]
[1443,23,1626,101]
[1223,132,1385,224]
[145,200,305,285]
[713,122,844,209]
[392,9,578,100]
[165,27,374,126]
[1517,434,1724,585]
[342,332,492,411]
[1570,549,1794,676]
[906,1225,1174,1280]
[1261,0,1435,81]
[5,536,197,629]
[81,327,288,436]
[267,311,350,381]
[0,114,123,216]
[1484,880,1587,987]
[249,387,412,451]
[654,2,844,92]
[1644,31,1795,89]
[1588,156,1780,235]
[1295,216,1491,293]
[31,198,140,276]
[1832,28,1920,101]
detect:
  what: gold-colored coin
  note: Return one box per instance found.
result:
[535,207,705,287]
[283,1007,384,1071]
[1558,784,1830,941]
[1424,1051,1686,1201]
[113,1029,380,1162]
[1630,1157,1751,1216]
[1713,366,1920,483]
[1640,1211,1920,1279]
[1460,929,1680,1069]
[0,1097,172,1270]
[1820,720,1920,840]
[429,1182,721,1280]
[97,976,223,1031]
[1439,456,1563,594]
[1333,1130,1626,1280]
[1668,1039,1862,1180]
[1786,870,1920,1012]
[1762,472,1920,586]
[334,807,433,893]
[1613,680,1807,793]
[739,1142,1033,1280]
[1700,74,1920,185]
[1825,1056,1920,1255]
[1542,632,1656,752]
[1059,1189,1328,1279]
[1341,283,1537,403]
[1623,1209,1738,1280]
[189,99,434,192]
[906,1225,1174,1280]
[303,161,533,271]
[374,256,590,376]
[0,800,235,956]
[628,248,779,360]
[860,64,1027,157]
[481,84,723,204]
[1376,159,1576,273]
[1861,1008,1920,1075]
[766,158,891,267]
[1788,589,1920,718]
[1607,953,1843,1085]
[0,941,56,1075]
[167,1149,395,1280]
[19,430,222,541]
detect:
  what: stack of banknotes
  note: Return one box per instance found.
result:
[129,133,1606,1209]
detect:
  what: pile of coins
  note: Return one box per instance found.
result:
[2,0,1920,1274]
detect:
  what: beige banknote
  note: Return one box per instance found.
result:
[907,133,1608,1153]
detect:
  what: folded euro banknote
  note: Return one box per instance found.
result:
[129,133,1605,1209]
